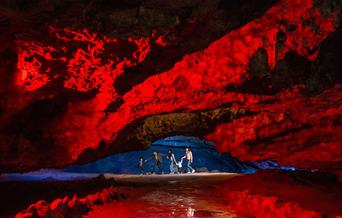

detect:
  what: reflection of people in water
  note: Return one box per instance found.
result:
[138,157,146,175]
[167,149,177,174]
[146,151,165,174]
[183,147,195,173]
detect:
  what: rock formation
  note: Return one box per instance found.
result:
[0,0,340,173]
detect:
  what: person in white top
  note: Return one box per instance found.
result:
[176,156,185,174]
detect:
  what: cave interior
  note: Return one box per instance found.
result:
[0,0,341,217]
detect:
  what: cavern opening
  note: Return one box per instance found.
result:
[0,135,299,182]
[65,135,258,175]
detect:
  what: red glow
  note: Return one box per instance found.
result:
[218,171,342,217]
[15,187,118,218]
[223,191,321,218]
[14,171,342,217]
[205,85,342,168]
[14,0,338,163]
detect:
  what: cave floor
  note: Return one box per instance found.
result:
[103,172,242,185]
[3,171,342,217]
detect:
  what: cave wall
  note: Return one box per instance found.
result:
[0,0,341,172]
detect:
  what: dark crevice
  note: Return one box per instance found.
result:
[244,123,313,147]
[75,106,257,165]
[104,97,125,113]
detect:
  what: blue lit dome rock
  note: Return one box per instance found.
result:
[64,136,257,174]
[0,169,99,182]
[248,160,297,171]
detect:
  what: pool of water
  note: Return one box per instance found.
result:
[86,182,238,218]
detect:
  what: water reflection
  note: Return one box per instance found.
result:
[187,207,195,217]
[86,183,238,218]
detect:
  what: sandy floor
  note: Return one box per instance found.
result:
[104,172,242,184]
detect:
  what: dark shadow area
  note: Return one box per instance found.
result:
[0,176,111,217]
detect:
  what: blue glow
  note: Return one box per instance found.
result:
[0,169,98,182]
[65,136,256,174]
[0,136,301,182]
[248,160,297,171]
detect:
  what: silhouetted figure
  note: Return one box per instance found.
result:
[138,157,146,175]
[183,147,195,173]
[146,151,165,174]
[167,149,177,174]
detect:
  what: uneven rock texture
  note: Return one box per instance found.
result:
[206,85,342,170]
[219,170,342,218]
[0,0,341,172]
[15,187,123,218]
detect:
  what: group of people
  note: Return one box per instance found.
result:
[138,147,195,174]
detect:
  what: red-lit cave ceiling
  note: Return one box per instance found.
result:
[0,0,341,173]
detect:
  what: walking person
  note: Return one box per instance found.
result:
[183,147,195,173]
[146,151,165,174]
[138,156,146,175]
[176,156,185,174]
[167,149,177,174]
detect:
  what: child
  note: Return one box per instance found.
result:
[138,157,146,175]
[176,156,185,174]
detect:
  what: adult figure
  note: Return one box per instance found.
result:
[146,151,165,174]
[184,147,195,173]
[167,149,177,174]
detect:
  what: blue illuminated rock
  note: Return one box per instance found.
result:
[64,136,256,174]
